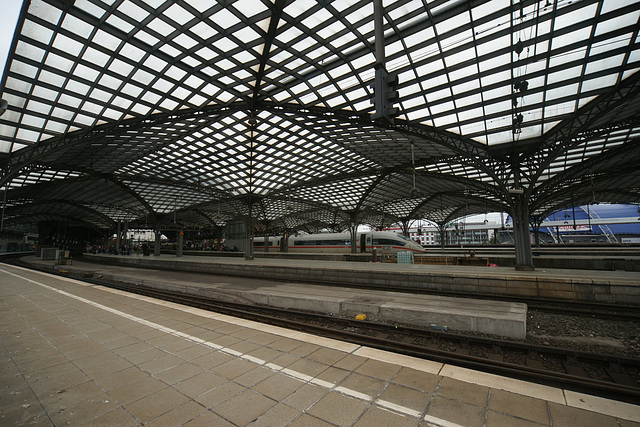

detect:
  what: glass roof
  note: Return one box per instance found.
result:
[0,0,639,233]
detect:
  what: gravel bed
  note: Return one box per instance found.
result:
[525,310,640,358]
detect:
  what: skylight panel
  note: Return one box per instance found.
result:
[147,17,176,38]
[81,101,103,115]
[418,59,447,84]
[95,28,123,52]
[551,27,592,51]
[597,11,640,38]
[325,94,347,109]
[517,121,542,141]
[609,0,640,13]
[17,128,43,143]
[141,91,162,105]
[278,26,304,45]
[215,37,242,55]
[74,113,94,127]
[483,99,510,116]
[171,86,192,101]
[320,24,351,46]
[455,92,482,108]
[58,93,82,109]
[134,29,160,47]
[582,75,619,94]
[486,130,513,145]
[622,65,640,81]
[305,45,332,61]
[52,33,84,58]
[480,65,511,87]
[430,99,455,117]
[449,64,478,86]
[232,0,268,19]
[39,69,66,88]
[113,1,147,21]
[482,85,509,103]
[458,106,483,123]
[83,46,111,68]
[0,136,13,152]
[547,66,582,86]
[209,8,242,30]
[166,3,194,26]
[347,11,373,36]
[471,0,504,20]
[301,7,334,30]
[194,47,217,63]
[437,15,472,47]
[549,49,585,69]
[143,55,168,73]
[544,99,576,118]
[460,121,486,138]
[592,35,632,58]
[45,119,68,134]
[45,52,74,74]
[98,73,122,92]
[24,23,53,45]
[164,65,187,81]
[476,34,508,57]
[15,41,46,64]
[105,13,135,34]
[188,22,216,42]
[109,58,135,78]
[118,44,146,65]
[173,33,199,50]
[31,84,58,103]
[21,115,45,129]
[233,26,261,45]
[131,69,155,87]
[586,54,624,78]
[29,1,61,25]
[555,3,598,32]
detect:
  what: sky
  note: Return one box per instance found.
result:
[0,0,23,84]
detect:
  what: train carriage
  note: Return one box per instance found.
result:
[253,231,425,253]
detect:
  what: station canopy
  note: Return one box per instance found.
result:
[0,0,639,235]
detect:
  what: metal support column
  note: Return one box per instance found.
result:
[154,230,161,256]
[439,224,447,248]
[512,193,534,270]
[176,230,184,257]
[116,222,121,253]
[350,227,358,254]
[374,0,384,69]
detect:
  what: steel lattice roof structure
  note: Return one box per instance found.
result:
[0,0,639,238]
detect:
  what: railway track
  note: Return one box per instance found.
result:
[4,256,639,404]
[75,251,640,322]
[84,278,640,404]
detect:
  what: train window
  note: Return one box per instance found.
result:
[373,238,406,246]
[294,239,348,246]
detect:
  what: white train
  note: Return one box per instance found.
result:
[253,231,425,253]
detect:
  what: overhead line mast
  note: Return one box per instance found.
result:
[372,0,399,125]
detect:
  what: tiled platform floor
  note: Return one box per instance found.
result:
[1,263,638,426]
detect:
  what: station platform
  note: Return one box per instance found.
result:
[2,262,639,426]
[85,252,640,305]
[27,255,528,339]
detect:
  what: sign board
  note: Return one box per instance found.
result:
[558,225,591,232]
[621,237,640,243]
